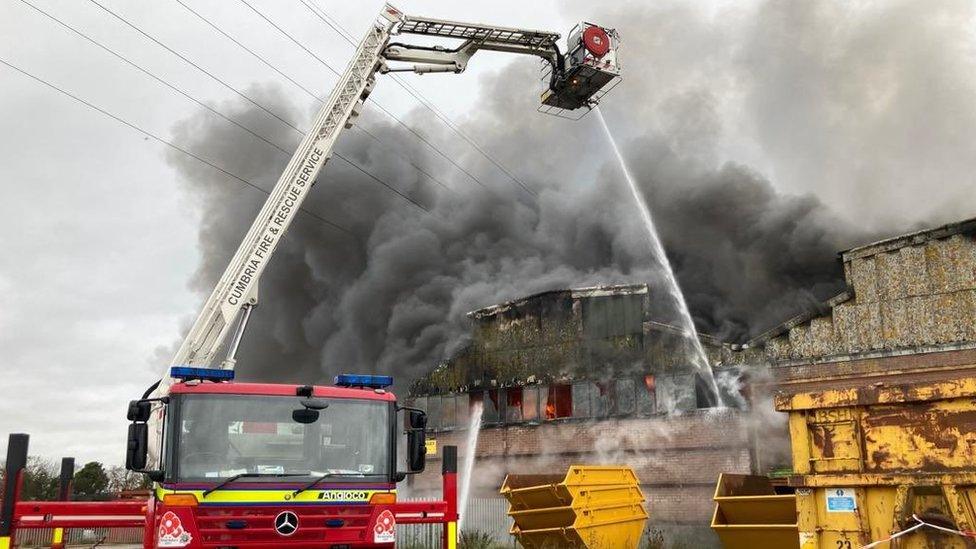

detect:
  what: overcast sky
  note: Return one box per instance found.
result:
[0,0,576,466]
[2,0,975,466]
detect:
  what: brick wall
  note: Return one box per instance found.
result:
[406,409,754,526]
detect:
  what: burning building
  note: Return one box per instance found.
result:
[406,284,757,543]
[407,216,976,546]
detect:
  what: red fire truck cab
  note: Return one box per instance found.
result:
[116,369,456,548]
[4,371,457,548]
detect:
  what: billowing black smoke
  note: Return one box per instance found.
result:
[165,0,976,385]
[639,157,860,339]
[165,93,855,384]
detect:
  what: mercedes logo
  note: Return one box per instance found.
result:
[274,511,299,536]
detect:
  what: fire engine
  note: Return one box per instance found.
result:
[1,4,619,548]
[4,370,453,548]
[124,369,446,548]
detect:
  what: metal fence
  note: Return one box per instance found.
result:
[13,527,143,547]
[397,496,515,548]
[10,498,514,548]
[460,497,513,544]
[397,521,442,548]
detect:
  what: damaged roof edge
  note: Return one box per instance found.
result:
[644,320,722,346]
[840,217,976,263]
[740,215,975,349]
[744,287,855,348]
[467,283,649,319]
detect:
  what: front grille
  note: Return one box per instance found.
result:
[195,504,374,546]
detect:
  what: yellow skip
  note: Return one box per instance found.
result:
[501,466,647,548]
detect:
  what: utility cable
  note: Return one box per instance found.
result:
[299,0,538,197]
[367,100,489,191]
[389,72,539,197]
[18,0,287,158]
[86,0,301,134]
[0,56,353,235]
[170,0,452,194]
[78,0,430,212]
[238,0,338,79]
[236,0,492,192]
[172,0,321,100]
[353,124,452,194]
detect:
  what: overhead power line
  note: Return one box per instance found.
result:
[77,0,431,213]
[366,101,490,190]
[298,0,539,197]
[238,0,337,79]
[0,56,353,235]
[352,123,453,194]
[170,0,453,194]
[85,0,301,133]
[18,0,287,156]
[389,72,539,197]
[230,0,493,193]
[233,0,496,193]
[172,0,321,100]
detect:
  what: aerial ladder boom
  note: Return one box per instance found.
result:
[163,4,620,392]
[165,7,399,392]
[383,16,561,73]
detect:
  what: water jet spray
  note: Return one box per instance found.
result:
[595,107,725,407]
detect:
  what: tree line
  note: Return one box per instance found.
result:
[0,458,149,502]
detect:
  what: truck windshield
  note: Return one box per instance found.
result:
[170,394,391,482]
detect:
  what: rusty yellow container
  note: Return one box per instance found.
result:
[500,466,647,548]
[710,473,799,549]
[777,377,976,549]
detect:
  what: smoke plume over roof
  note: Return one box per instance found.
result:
[165,0,976,385]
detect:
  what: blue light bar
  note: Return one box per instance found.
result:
[334,373,393,389]
[170,366,235,382]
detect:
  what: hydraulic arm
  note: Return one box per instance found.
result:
[163,4,620,391]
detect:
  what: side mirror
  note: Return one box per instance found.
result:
[127,400,152,422]
[407,428,426,473]
[409,410,427,430]
[125,396,166,476]
[292,408,320,424]
[125,423,148,471]
[406,410,427,473]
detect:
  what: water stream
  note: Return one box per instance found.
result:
[457,400,484,533]
[449,108,724,541]
[595,107,724,407]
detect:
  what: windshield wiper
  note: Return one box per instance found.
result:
[203,472,309,498]
[291,472,387,497]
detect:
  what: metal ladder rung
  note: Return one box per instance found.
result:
[399,19,558,47]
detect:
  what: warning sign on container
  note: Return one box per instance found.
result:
[826,488,857,512]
